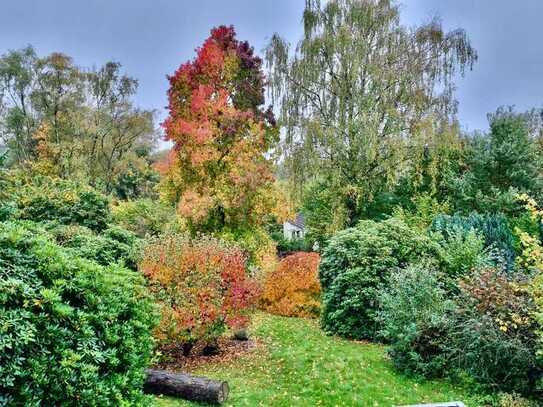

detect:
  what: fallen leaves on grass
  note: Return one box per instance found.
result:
[154,337,263,372]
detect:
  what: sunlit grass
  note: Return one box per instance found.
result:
[154,313,490,406]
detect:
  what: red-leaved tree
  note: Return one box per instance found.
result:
[160,26,281,234]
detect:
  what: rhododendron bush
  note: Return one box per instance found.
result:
[160,25,284,236]
[140,234,259,347]
[261,252,321,318]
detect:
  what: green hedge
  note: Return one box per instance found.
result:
[0,221,157,406]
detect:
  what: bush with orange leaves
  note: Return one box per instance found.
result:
[140,234,259,348]
[261,252,321,318]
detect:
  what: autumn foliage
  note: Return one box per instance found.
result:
[261,252,321,318]
[161,25,281,233]
[140,234,260,346]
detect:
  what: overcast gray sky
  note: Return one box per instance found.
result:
[1,1,542,134]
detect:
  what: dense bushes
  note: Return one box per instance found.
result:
[49,224,141,270]
[319,218,438,339]
[319,212,543,398]
[451,268,541,394]
[140,234,259,349]
[261,252,321,317]
[14,177,110,231]
[431,213,515,267]
[434,228,489,282]
[379,264,454,377]
[0,221,157,406]
[111,198,176,238]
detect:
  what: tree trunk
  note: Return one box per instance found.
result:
[144,369,229,405]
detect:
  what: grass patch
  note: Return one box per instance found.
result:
[154,313,491,406]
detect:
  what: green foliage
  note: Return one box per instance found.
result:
[15,177,110,231]
[434,228,490,282]
[111,163,160,201]
[301,178,349,247]
[267,0,476,225]
[393,193,451,231]
[451,268,541,395]
[275,237,313,256]
[319,218,438,339]
[379,264,455,377]
[111,198,176,238]
[0,200,16,222]
[0,221,157,406]
[48,223,140,270]
[532,273,543,391]
[450,108,543,215]
[431,212,516,268]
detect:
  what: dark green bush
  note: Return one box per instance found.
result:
[0,200,16,222]
[275,235,313,256]
[319,218,438,339]
[49,223,141,270]
[379,264,455,377]
[15,177,110,231]
[0,221,157,406]
[431,212,515,267]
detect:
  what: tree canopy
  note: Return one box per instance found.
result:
[266,0,477,228]
[161,25,284,234]
[0,46,158,196]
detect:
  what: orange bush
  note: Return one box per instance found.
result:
[140,234,260,346]
[261,252,321,317]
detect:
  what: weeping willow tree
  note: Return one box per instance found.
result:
[266,0,477,227]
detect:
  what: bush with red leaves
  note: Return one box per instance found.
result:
[140,234,260,348]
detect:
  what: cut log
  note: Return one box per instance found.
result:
[144,368,229,405]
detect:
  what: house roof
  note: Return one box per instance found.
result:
[286,213,305,229]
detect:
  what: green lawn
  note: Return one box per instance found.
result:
[154,313,490,407]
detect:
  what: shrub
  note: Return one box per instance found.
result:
[532,272,543,391]
[0,200,16,222]
[451,267,541,395]
[49,224,141,270]
[111,198,175,238]
[261,252,321,318]
[140,234,260,348]
[15,177,110,231]
[319,218,438,339]
[515,229,543,275]
[497,393,539,407]
[393,193,451,232]
[0,221,157,406]
[220,227,278,274]
[431,212,515,268]
[379,264,455,377]
[434,228,490,283]
[276,236,313,257]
